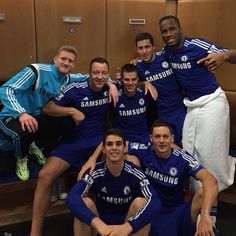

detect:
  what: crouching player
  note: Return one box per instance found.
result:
[66,128,160,236]
[129,120,219,236]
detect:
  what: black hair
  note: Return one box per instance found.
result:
[150,120,173,134]
[135,32,154,46]
[89,57,109,72]
[159,15,180,27]
[121,63,138,78]
[103,128,126,146]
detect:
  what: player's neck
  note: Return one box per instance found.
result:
[154,149,171,159]
[106,160,124,177]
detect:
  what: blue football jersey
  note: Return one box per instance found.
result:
[164,37,228,101]
[66,160,160,233]
[128,144,204,207]
[52,81,110,139]
[112,86,151,144]
[136,51,185,116]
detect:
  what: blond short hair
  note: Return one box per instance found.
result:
[58,45,78,57]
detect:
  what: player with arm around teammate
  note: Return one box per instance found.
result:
[30,57,113,236]
[128,120,219,236]
[159,15,236,193]
[66,128,161,236]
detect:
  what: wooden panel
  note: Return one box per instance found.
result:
[106,0,167,77]
[0,0,36,80]
[178,0,236,91]
[35,0,106,74]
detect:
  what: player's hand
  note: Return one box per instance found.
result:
[19,112,38,133]
[107,222,133,236]
[107,82,119,107]
[130,58,138,65]
[114,67,122,83]
[143,81,158,100]
[197,52,228,72]
[91,217,112,236]
[71,109,85,125]
[195,214,215,236]
[78,157,96,180]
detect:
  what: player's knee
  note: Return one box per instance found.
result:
[130,197,147,212]
[38,167,55,186]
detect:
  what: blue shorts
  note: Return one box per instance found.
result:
[50,135,103,169]
[150,199,194,236]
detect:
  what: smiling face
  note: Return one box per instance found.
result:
[103,134,125,163]
[122,71,139,96]
[159,18,184,50]
[89,62,109,91]
[136,39,155,63]
[54,50,76,75]
[150,126,173,158]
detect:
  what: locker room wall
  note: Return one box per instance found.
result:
[35,0,106,74]
[0,0,36,81]
[177,0,236,145]
[106,0,167,77]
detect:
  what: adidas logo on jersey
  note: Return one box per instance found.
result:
[100,187,107,193]
[144,70,150,75]
[83,97,89,100]
[119,104,125,108]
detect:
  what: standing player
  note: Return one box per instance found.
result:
[135,32,186,146]
[66,128,160,236]
[129,120,219,236]
[30,57,112,236]
[159,15,236,192]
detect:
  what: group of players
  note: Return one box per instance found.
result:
[1,15,236,236]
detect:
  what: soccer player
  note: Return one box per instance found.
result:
[0,45,88,181]
[159,15,236,192]
[135,32,186,146]
[111,63,154,145]
[66,128,160,236]
[129,120,219,236]
[30,57,112,236]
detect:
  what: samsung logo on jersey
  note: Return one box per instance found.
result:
[171,62,191,69]
[101,196,133,204]
[119,107,146,116]
[145,168,178,185]
[146,68,173,82]
[81,98,109,107]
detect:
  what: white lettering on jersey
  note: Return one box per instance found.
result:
[81,97,109,107]
[146,68,173,82]
[145,168,178,185]
[119,107,146,116]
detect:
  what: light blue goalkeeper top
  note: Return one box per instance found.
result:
[0,63,88,119]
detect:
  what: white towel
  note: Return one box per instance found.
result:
[183,87,235,192]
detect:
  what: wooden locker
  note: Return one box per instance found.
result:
[178,0,236,92]
[106,0,167,77]
[0,0,36,81]
[35,0,106,74]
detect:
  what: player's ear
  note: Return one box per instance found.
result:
[171,134,174,143]
[150,134,153,142]
[102,146,105,154]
